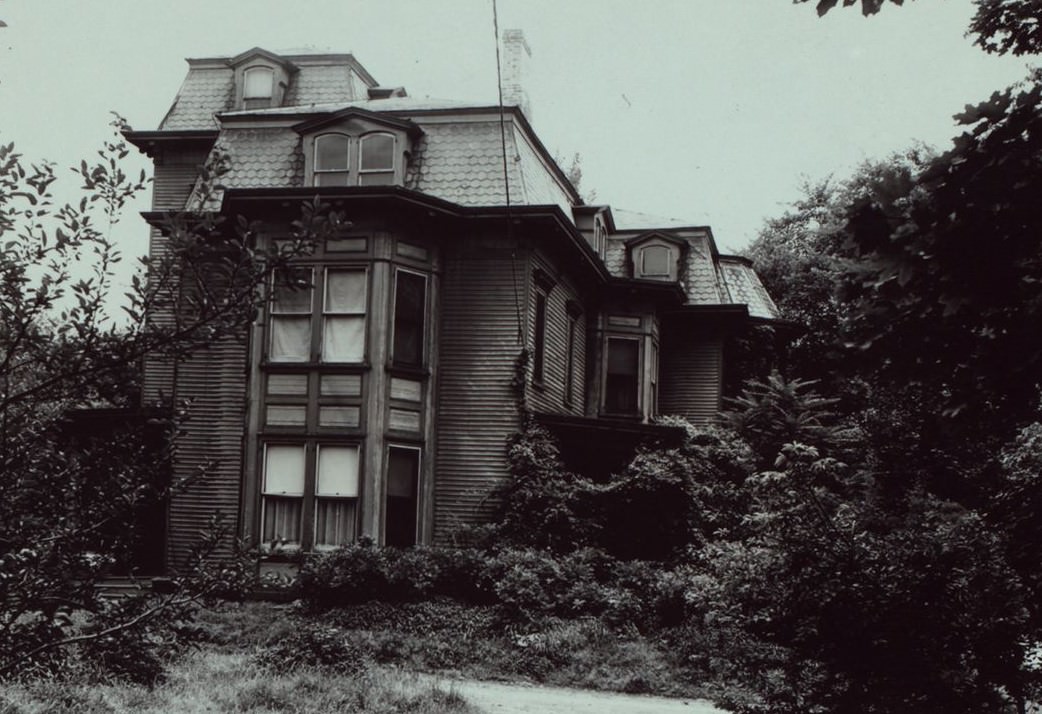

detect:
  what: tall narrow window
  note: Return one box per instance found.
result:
[532,291,547,383]
[649,341,659,416]
[392,269,427,367]
[385,446,420,547]
[269,268,313,363]
[322,269,367,362]
[358,133,395,186]
[314,445,359,549]
[605,337,640,413]
[243,67,274,109]
[314,133,350,186]
[564,314,578,407]
[261,444,306,550]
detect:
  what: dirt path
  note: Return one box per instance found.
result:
[427,676,727,714]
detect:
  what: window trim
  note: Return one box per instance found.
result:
[639,245,673,278]
[313,132,352,187]
[243,66,275,100]
[358,132,397,186]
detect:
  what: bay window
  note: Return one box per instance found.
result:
[260,442,361,553]
[268,267,367,364]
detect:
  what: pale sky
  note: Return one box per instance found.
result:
[0,0,1034,271]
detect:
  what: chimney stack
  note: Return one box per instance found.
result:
[501,29,531,122]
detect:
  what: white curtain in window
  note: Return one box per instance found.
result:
[262,496,302,544]
[325,270,366,313]
[315,499,357,547]
[270,316,311,362]
[264,444,306,495]
[322,316,365,362]
[316,445,359,497]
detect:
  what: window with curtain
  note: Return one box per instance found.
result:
[261,444,306,550]
[269,267,313,363]
[322,269,367,362]
[314,445,359,549]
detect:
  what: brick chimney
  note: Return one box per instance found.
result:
[501,29,531,121]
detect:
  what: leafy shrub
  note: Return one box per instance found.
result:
[255,622,369,674]
[498,423,601,552]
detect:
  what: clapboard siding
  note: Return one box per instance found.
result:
[433,241,525,542]
[142,225,177,403]
[658,329,723,424]
[166,330,249,568]
[152,147,209,211]
[527,252,587,416]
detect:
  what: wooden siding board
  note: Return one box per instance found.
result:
[152,147,209,211]
[433,244,524,542]
[527,251,587,416]
[658,329,723,424]
[166,333,249,569]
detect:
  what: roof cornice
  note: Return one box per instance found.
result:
[123,130,219,158]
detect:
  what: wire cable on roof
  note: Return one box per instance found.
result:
[492,0,524,347]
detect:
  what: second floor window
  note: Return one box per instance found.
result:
[392,269,427,368]
[269,267,368,364]
[604,337,640,414]
[359,133,395,186]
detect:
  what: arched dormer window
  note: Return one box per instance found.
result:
[243,66,275,109]
[640,245,672,278]
[314,133,351,186]
[298,111,419,189]
[627,234,683,282]
[358,133,395,186]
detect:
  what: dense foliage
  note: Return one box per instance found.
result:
[0,121,344,682]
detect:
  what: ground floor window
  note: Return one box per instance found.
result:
[261,442,360,552]
[385,445,420,547]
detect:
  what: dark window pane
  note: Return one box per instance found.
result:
[532,292,547,382]
[393,271,426,366]
[360,133,394,170]
[386,447,419,547]
[605,338,639,413]
[315,134,349,171]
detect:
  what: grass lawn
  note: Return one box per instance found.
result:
[0,599,711,713]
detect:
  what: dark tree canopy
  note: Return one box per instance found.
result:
[796,0,1042,56]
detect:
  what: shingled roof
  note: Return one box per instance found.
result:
[151,47,778,321]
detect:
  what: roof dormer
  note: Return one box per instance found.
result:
[294,108,423,188]
[230,47,297,110]
[625,232,687,282]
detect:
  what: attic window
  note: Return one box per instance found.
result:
[359,133,395,186]
[314,133,351,186]
[243,67,275,109]
[639,245,672,279]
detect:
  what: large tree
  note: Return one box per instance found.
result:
[0,120,344,681]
